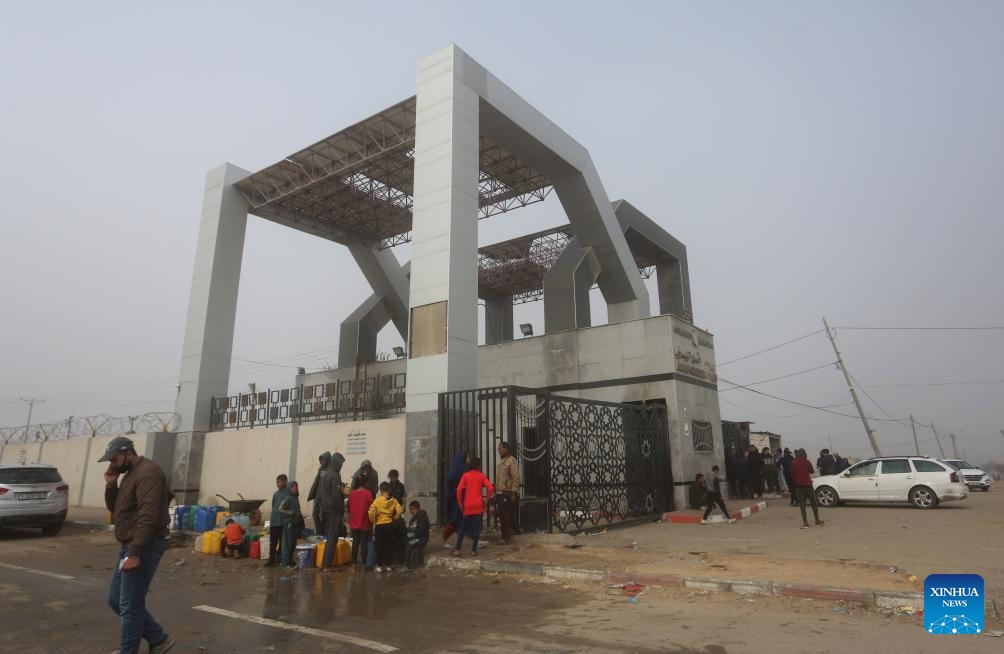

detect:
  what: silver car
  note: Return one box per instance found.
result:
[0,463,69,536]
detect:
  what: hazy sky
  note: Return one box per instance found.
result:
[2,2,1002,463]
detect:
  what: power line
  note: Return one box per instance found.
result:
[833,326,1004,331]
[719,361,836,391]
[716,329,824,367]
[861,380,1004,388]
[718,376,908,424]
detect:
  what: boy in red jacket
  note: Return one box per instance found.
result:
[452,457,494,557]
[346,478,374,571]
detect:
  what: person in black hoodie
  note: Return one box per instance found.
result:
[317,451,346,571]
[307,452,331,536]
[405,500,430,569]
[779,448,796,505]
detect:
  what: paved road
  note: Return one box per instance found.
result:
[1,524,1002,653]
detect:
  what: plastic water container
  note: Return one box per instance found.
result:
[314,540,326,567]
[248,539,261,560]
[194,507,216,533]
[294,544,316,569]
[186,505,201,531]
[203,530,223,555]
[258,537,270,559]
[233,513,251,529]
[173,506,189,531]
[215,510,232,527]
[335,538,351,566]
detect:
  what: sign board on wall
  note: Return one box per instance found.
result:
[346,431,367,456]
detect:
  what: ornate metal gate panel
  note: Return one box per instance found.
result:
[439,386,668,533]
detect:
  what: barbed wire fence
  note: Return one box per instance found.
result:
[0,412,180,445]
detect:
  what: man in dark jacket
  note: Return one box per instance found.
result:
[318,451,346,571]
[101,436,176,654]
[307,452,331,537]
[405,500,430,569]
[745,445,764,499]
[817,449,836,477]
[779,448,796,505]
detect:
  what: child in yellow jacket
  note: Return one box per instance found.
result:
[367,481,403,571]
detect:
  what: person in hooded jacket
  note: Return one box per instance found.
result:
[452,457,494,558]
[442,451,466,545]
[352,460,380,496]
[318,451,346,571]
[307,452,331,536]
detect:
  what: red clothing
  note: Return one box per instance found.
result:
[456,470,494,516]
[347,488,374,531]
[224,522,245,545]
[791,458,815,487]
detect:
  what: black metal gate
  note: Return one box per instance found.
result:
[438,386,669,533]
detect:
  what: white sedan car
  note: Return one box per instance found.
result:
[813,456,968,509]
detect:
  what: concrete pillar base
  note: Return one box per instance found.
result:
[171,431,206,505]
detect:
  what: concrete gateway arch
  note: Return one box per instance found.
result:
[172,45,712,509]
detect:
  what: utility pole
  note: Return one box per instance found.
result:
[950,433,959,459]
[930,423,946,458]
[19,398,43,444]
[823,318,881,457]
[910,414,920,456]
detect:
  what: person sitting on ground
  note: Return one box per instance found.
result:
[689,472,736,525]
[405,500,430,570]
[222,518,246,559]
[387,469,407,506]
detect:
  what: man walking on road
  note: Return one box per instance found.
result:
[101,436,175,654]
[792,448,824,529]
[495,441,520,544]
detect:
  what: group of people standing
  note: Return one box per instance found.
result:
[300,452,428,572]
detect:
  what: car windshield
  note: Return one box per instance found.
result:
[0,468,63,484]
[946,460,976,470]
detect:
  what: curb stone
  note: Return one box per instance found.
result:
[427,555,947,609]
[662,500,768,524]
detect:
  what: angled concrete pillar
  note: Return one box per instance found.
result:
[338,261,411,367]
[611,200,693,321]
[543,240,600,333]
[483,294,514,344]
[347,244,410,338]
[173,162,249,502]
[405,45,481,500]
[338,295,393,367]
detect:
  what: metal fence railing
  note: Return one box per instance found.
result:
[211,372,406,431]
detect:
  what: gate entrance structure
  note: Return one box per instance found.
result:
[439,386,671,533]
[173,44,721,512]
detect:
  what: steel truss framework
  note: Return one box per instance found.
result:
[234,97,554,250]
[479,226,657,304]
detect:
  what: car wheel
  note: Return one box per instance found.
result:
[815,486,839,507]
[41,521,64,537]
[909,486,939,509]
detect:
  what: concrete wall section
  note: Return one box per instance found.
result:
[197,425,293,509]
[293,416,407,501]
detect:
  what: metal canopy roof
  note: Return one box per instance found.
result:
[479,226,657,304]
[235,96,553,249]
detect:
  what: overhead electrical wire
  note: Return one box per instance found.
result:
[718,361,836,391]
[716,329,825,367]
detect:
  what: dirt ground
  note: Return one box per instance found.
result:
[486,484,1004,598]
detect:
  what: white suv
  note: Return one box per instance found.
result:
[0,463,69,536]
[943,460,992,492]
[813,456,968,509]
